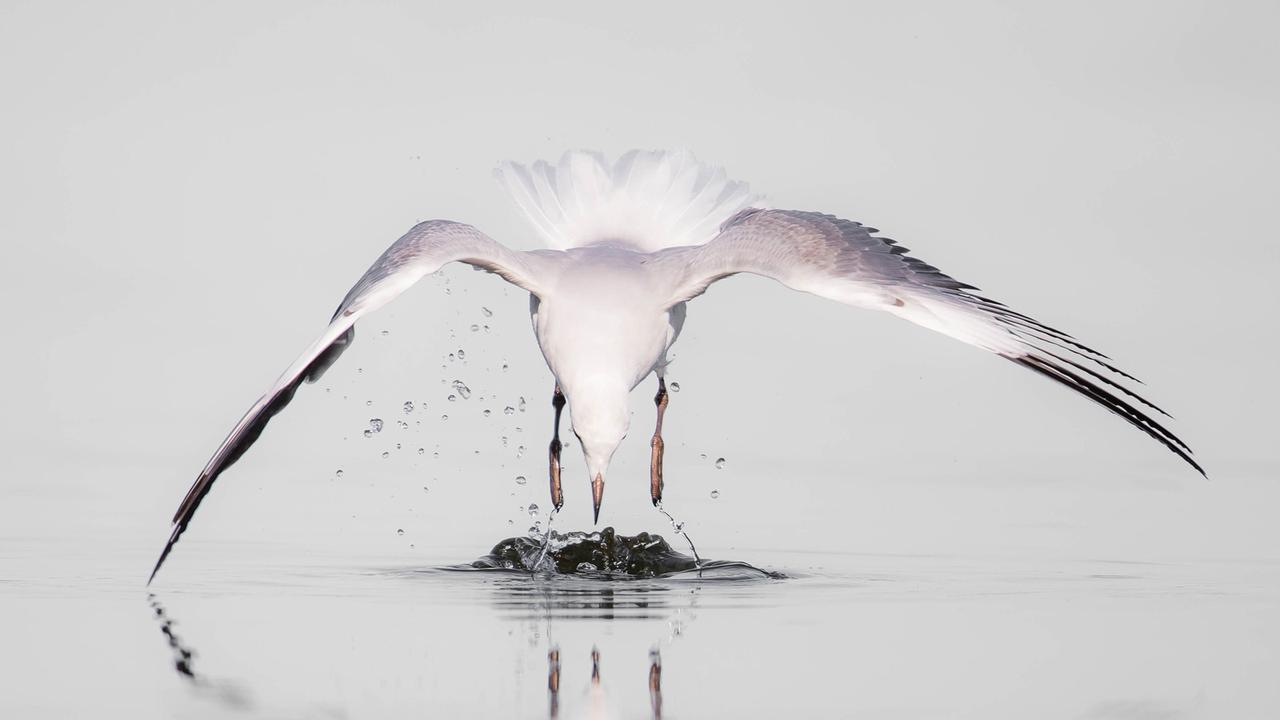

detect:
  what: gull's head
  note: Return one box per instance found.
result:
[568,379,630,524]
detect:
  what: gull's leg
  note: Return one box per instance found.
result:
[649,378,669,506]
[548,385,566,511]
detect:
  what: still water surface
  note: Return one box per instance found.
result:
[4,526,1278,719]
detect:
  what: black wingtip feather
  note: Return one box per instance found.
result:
[1009,353,1204,477]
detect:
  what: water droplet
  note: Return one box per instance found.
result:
[447,353,456,362]
[380,329,390,336]
[396,528,404,535]
[417,447,425,455]
[699,453,707,460]
[335,469,344,478]
[432,451,440,459]
[518,396,526,412]
[502,363,509,372]
[482,409,491,417]
[421,485,429,492]
[403,401,414,414]
[516,445,525,458]
[365,400,373,406]
[515,475,527,485]
[381,451,390,459]
[457,349,466,360]
[503,406,515,415]
[710,490,720,499]
[357,367,364,374]
[469,324,479,332]
[441,414,448,421]
[714,457,726,469]
[670,382,681,392]
[501,436,509,446]
[481,307,493,317]
[447,394,456,402]
[362,429,373,438]
[395,443,401,450]
[451,380,471,399]
[369,418,384,433]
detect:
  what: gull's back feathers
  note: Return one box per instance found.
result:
[496,149,763,252]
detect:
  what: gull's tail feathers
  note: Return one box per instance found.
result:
[496,149,764,252]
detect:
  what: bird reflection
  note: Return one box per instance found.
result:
[146,594,251,710]
[546,646,663,720]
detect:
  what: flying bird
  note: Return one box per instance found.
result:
[148,149,1203,583]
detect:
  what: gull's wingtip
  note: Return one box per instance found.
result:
[147,523,182,587]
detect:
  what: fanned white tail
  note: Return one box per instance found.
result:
[496,149,764,252]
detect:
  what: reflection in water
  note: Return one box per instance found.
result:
[546,646,663,720]
[148,530,784,716]
[470,529,780,717]
[648,648,663,720]
[146,594,251,711]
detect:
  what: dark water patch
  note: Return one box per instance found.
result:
[456,526,783,581]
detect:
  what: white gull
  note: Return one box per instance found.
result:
[148,149,1202,582]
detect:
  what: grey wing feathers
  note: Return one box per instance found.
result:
[669,208,1203,477]
[148,220,537,584]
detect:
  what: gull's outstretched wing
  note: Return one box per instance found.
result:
[658,208,1203,476]
[149,220,542,584]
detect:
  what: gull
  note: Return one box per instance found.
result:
[148,149,1203,582]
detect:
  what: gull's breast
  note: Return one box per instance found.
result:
[532,250,675,390]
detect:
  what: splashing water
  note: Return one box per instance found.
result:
[655,501,702,565]
[474,527,700,577]
[466,526,781,580]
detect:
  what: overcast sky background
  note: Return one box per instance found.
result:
[4,2,1280,717]
[1,0,1277,586]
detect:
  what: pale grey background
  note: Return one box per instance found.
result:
[2,1,1278,718]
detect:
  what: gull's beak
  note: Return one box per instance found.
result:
[592,473,605,524]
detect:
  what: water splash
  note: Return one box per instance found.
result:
[474,527,701,577]
[655,502,702,566]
